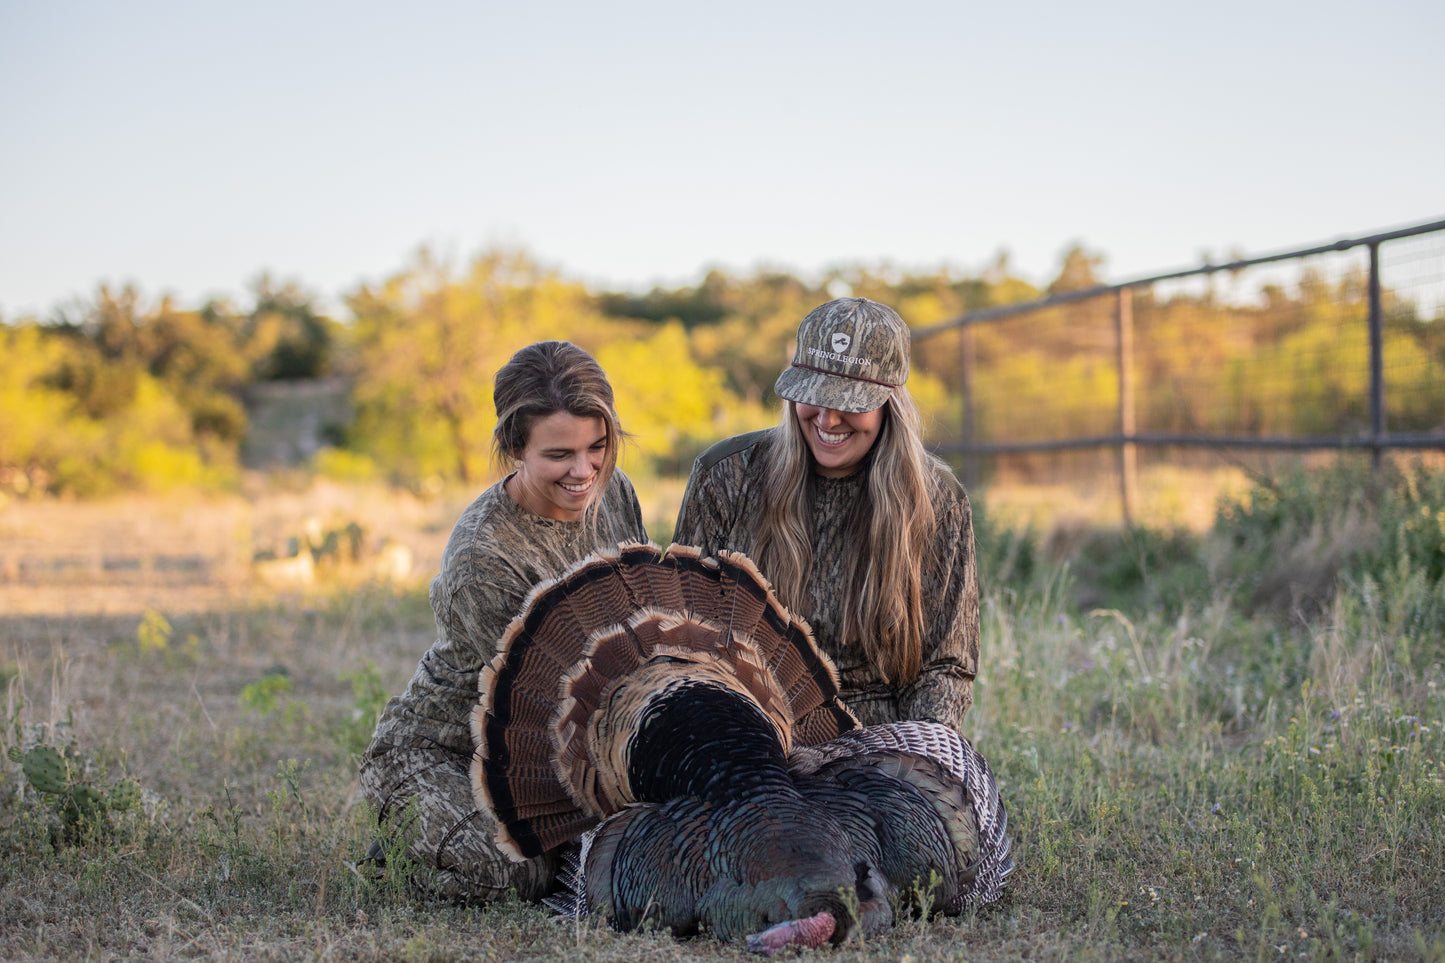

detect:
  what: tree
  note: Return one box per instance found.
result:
[0,313,231,497]
[597,322,753,476]
[0,323,73,494]
[345,249,600,487]
[241,274,340,381]
[1048,244,1106,295]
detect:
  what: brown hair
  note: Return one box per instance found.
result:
[491,341,623,515]
[751,389,939,685]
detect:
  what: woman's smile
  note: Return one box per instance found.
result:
[795,402,884,477]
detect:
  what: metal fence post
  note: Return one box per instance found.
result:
[960,324,978,491]
[1116,286,1138,526]
[1368,241,1384,470]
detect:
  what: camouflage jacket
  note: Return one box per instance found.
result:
[364,470,648,764]
[673,429,979,733]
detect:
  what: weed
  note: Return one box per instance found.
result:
[135,608,172,653]
[239,666,300,720]
[119,607,202,667]
[336,660,390,762]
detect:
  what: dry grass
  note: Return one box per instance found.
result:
[978,463,1257,535]
[0,478,460,617]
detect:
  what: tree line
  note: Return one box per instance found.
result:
[1,246,1440,499]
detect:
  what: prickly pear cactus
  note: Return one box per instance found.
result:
[67,782,106,821]
[107,778,141,812]
[21,745,73,795]
[8,741,144,844]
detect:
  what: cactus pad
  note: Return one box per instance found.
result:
[69,782,105,820]
[22,746,72,795]
[108,779,141,812]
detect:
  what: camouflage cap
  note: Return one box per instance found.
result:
[773,298,910,413]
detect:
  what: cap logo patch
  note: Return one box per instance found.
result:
[831,332,852,353]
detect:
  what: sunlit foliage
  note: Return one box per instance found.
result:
[600,322,769,477]
[0,323,76,494]
[345,249,624,488]
[1,300,238,496]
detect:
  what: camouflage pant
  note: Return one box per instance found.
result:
[358,745,559,903]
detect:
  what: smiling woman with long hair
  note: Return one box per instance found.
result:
[359,340,647,903]
[674,298,979,732]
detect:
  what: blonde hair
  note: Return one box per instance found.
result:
[491,341,622,522]
[752,388,939,684]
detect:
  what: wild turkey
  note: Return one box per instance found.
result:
[470,542,1013,951]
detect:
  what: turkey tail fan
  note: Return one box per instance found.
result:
[613,542,689,612]
[553,610,796,817]
[474,542,649,861]
[668,547,859,742]
[472,541,856,861]
[791,699,863,747]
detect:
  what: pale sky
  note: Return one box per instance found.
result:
[2,0,1442,320]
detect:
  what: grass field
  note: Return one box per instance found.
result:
[1,463,1443,961]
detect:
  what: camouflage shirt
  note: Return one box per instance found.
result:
[674,429,979,734]
[365,470,649,764]
[359,471,647,903]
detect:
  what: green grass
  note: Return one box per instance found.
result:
[2,463,1444,961]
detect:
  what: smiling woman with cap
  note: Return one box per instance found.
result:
[673,298,980,733]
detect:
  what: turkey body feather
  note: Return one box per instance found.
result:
[470,542,1012,950]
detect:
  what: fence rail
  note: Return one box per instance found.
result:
[913,217,1445,526]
